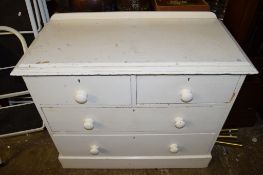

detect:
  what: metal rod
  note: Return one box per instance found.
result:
[0,31,34,35]
[221,128,239,132]
[216,141,243,147]
[37,0,47,24]
[0,103,45,138]
[0,122,44,138]
[0,91,29,100]
[42,0,50,22]
[25,0,38,37]
[0,66,15,70]
[33,0,42,29]
[218,135,238,139]
[0,26,28,52]
[0,102,33,109]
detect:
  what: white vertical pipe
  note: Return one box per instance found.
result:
[37,0,47,24]
[33,0,42,30]
[42,0,50,22]
[25,0,38,37]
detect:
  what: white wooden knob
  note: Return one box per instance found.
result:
[180,89,193,103]
[174,117,185,129]
[169,144,179,153]
[75,89,88,104]
[84,118,94,130]
[90,145,99,155]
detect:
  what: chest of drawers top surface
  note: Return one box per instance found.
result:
[11,12,257,76]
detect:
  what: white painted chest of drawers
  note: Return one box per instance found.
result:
[12,12,258,168]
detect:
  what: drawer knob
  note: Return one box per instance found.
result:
[180,89,193,103]
[169,144,179,153]
[174,117,185,129]
[90,145,99,155]
[75,90,88,104]
[84,118,94,130]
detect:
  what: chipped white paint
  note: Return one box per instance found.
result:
[41,106,229,133]
[54,133,216,156]
[59,155,212,169]
[13,12,258,168]
[24,76,132,106]
[11,12,257,76]
[137,75,240,104]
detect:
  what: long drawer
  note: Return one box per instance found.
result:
[137,75,240,104]
[54,133,216,156]
[42,106,228,133]
[59,155,212,168]
[23,76,131,106]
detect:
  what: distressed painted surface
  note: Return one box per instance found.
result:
[137,75,240,104]
[42,106,228,133]
[11,12,257,75]
[1,128,263,173]
[10,12,257,168]
[53,133,216,156]
[19,75,246,168]
[23,76,132,106]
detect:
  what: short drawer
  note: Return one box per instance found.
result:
[54,133,216,156]
[42,106,227,133]
[24,76,131,106]
[137,75,240,104]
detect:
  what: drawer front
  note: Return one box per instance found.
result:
[54,133,216,156]
[137,75,240,104]
[59,155,212,168]
[42,106,227,133]
[24,76,131,106]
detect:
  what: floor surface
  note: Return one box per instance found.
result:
[0,123,263,175]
